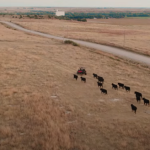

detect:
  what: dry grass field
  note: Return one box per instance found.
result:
[9,18,150,56]
[0,21,150,150]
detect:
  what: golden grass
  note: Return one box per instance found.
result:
[10,18,150,56]
[0,22,150,150]
[0,24,73,150]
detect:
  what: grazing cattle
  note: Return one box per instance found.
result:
[118,83,124,89]
[143,98,149,106]
[136,96,141,103]
[124,86,130,92]
[100,88,107,94]
[131,104,137,114]
[97,82,103,88]
[81,77,86,83]
[93,73,98,78]
[98,76,104,83]
[73,74,78,80]
[112,83,118,90]
[135,91,142,98]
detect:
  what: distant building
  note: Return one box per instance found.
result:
[55,10,65,17]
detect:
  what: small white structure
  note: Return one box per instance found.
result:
[55,10,65,17]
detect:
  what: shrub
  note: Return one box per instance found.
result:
[64,40,79,46]
[77,18,87,22]
[27,15,31,18]
[48,15,52,18]
[34,15,38,19]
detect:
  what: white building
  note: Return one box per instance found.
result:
[55,10,65,17]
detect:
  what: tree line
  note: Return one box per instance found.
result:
[0,11,150,20]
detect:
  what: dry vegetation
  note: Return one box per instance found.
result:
[9,18,150,56]
[0,21,150,150]
[0,24,73,150]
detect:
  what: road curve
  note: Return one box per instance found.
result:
[1,21,150,66]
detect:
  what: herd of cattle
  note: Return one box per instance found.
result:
[73,73,149,114]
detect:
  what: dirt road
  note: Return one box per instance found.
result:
[1,21,150,66]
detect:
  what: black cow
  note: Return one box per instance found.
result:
[131,104,137,114]
[143,98,149,106]
[97,82,103,88]
[81,77,86,83]
[118,83,124,89]
[135,91,142,98]
[124,86,130,92]
[98,76,104,83]
[112,83,118,90]
[100,88,107,94]
[136,96,141,103]
[73,74,78,80]
[93,73,98,78]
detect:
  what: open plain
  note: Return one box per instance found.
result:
[6,17,150,56]
[0,18,150,150]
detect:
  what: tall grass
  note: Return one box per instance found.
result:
[0,95,72,150]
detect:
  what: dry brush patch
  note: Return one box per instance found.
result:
[0,93,71,150]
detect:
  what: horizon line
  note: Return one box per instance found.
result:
[0,6,150,8]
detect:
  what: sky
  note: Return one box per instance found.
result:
[0,0,150,7]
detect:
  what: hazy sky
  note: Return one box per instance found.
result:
[0,0,150,7]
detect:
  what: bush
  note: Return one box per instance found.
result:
[48,15,52,18]
[77,18,87,22]
[19,15,22,19]
[64,40,79,46]
[34,15,37,17]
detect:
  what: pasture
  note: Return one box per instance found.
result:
[8,17,150,56]
[0,20,150,150]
